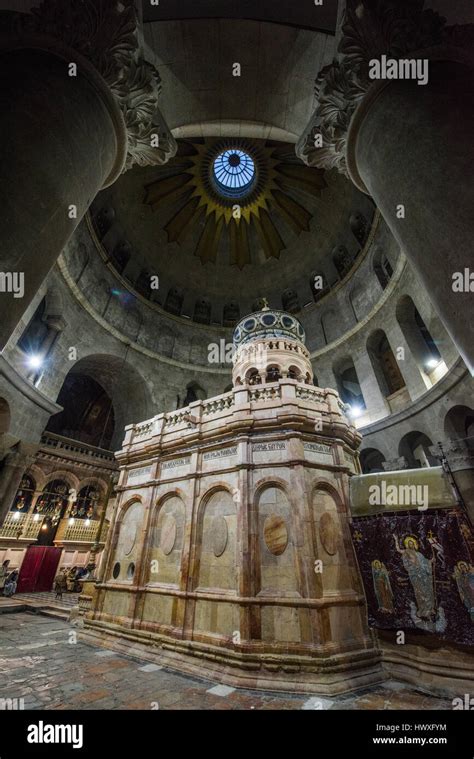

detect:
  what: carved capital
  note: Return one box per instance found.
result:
[296,0,474,175]
[14,0,176,172]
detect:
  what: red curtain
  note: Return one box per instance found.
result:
[16,546,62,593]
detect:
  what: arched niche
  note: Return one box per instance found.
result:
[148,495,186,586]
[111,499,145,582]
[196,489,237,592]
[312,487,351,593]
[333,356,366,411]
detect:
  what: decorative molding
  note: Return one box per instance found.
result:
[296,0,474,177]
[15,0,176,171]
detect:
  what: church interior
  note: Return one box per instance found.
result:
[0,0,473,715]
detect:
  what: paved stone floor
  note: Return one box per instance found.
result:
[0,612,452,711]
[14,591,79,609]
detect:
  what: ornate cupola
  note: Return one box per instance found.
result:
[232,301,314,387]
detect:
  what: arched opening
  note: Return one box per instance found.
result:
[47,354,153,451]
[333,357,366,414]
[164,287,184,316]
[360,448,386,474]
[373,248,393,290]
[398,431,437,469]
[396,295,442,373]
[287,365,302,381]
[71,486,102,519]
[18,297,49,355]
[34,479,71,545]
[183,381,206,405]
[444,405,474,451]
[265,365,281,383]
[11,474,36,513]
[47,374,115,449]
[245,367,261,385]
[281,289,300,314]
[366,329,407,406]
[332,245,352,278]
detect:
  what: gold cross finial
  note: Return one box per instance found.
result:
[261,297,269,311]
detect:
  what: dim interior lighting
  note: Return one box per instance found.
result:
[41,523,48,530]
[27,354,43,370]
[426,357,440,369]
[349,404,363,419]
[69,517,75,525]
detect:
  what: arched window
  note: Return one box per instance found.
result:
[281,289,300,314]
[266,365,281,383]
[46,374,115,449]
[11,474,36,513]
[333,357,366,413]
[34,480,69,517]
[18,298,48,355]
[332,245,352,278]
[183,381,206,405]
[396,295,442,371]
[373,249,393,290]
[367,329,406,397]
[71,486,101,519]
[444,405,474,450]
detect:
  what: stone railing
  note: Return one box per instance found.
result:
[40,433,115,464]
[296,386,324,402]
[132,420,154,439]
[249,385,282,402]
[0,512,42,541]
[202,394,234,416]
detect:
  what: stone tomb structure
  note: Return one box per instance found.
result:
[83,307,380,693]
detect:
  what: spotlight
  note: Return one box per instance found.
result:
[349,404,363,419]
[85,519,90,527]
[41,523,48,531]
[68,517,75,526]
[13,511,20,520]
[33,513,39,522]
[27,354,43,370]
[426,357,440,370]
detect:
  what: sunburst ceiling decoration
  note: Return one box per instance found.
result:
[143,137,327,270]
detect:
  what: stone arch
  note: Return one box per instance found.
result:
[366,328,406,398]
[360,448,386,474]
[396,294,441,372]
[398,431,437,468]
[265,364,282,382]
[184,380,206,405]
[41,470,80,493]
[47,353,153,451]
[444,405,474,450]
[164,287,184,316]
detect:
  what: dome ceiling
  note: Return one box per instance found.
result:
[143,137,328,269]
[91,136,374,325]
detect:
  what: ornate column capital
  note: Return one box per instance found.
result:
[296,0,474,183]
[9,0,176,176]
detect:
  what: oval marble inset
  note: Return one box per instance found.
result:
[212,516,228,557]
[263,514,288,556]
[319,512,338,556]
[160,514,177,555]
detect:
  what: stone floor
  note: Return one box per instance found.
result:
[14,591,79,609]
[0,611,452,711]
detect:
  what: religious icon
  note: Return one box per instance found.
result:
[371,560,394,613]
[453,561,474,622]
[393,534,436,621]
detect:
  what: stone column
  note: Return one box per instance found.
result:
[0,1,176,351]
[297,0,474,374]
[0,444,38,526]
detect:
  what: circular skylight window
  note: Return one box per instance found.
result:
[212,149,256,198]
